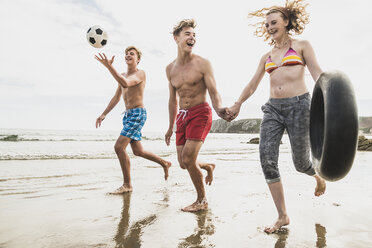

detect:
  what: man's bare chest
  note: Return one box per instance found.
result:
[170,68,203,89]
[121,83,143,96]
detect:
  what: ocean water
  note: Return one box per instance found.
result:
[0,128,264,161]
[0,129,163,160]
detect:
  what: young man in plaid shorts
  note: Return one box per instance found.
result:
[95,46,171,194]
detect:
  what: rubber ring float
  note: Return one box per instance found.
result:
[310,70,358,181]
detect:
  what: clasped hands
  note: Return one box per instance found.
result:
[217,102,241,122]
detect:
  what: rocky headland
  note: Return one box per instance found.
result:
[210,119,261,133]
[358,136,372,151]
[211,117,372,151]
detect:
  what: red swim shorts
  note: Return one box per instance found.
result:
[175,102,212,146]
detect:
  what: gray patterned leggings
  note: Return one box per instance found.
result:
[259,93,316,184]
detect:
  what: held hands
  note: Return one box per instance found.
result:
[215,107,230,121]
[225,102,241,122]
[94,53,115,68]
[165,128,173,146]
[216,103,241,122]
[95,114,106,128]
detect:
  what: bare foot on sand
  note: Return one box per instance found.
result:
[109,184,132,194]
[181,198,208,212]
[264,215,290,234]
[199,163,216,185]
[314,175,326,196]
[161,160,172,181]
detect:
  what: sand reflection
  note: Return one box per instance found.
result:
[178,210,215,248]
[273,228,289,248]
[272,224,326,248]
[315,223,327,248]
[114,193,157,248]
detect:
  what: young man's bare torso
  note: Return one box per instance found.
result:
[95,47,171,194]
[165,20,228,212]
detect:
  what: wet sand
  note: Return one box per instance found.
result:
[1,151,372,247]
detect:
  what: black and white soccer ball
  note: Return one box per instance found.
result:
[86,25,108,48]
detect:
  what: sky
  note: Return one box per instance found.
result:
[1,0,372,132]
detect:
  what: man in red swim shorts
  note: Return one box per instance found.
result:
[165,19,228,212]
[175,102,212,146]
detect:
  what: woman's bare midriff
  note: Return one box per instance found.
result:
[269,65,308,99]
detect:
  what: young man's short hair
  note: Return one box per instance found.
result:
[125,46,142,64]
[172,19,196,36]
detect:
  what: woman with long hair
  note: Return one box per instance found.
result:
[227,0,326,233]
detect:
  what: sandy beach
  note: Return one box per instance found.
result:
[2,0,372,246]
[1,132,372,247]
[0,130,372,248]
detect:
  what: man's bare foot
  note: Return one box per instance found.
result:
[199,163,216,185]
[314,175,326,196]
[161,160,172,180]
[109,184,132,194]
[264,215,290,234]
[181,198,208,212]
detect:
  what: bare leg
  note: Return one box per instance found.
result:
[177,141,208,212]
[111,135,133,194]
[314,174,326,196]
[178,147,215,185]
[131,141,172,180]
[176,146,186,169]
[199,162,216,186]
[265,181,290,234]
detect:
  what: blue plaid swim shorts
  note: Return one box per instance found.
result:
[120,108,147,141]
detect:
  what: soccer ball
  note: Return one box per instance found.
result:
[86,25,108,48]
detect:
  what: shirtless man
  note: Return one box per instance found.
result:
[95,46,171,194]
[165,19,228,212]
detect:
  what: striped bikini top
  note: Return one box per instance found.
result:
[265,43,304,74]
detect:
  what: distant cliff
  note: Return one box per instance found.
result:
[211,116,372,134]
[358,136,372,151]
[210,119,261,133]
[359,116,372,133]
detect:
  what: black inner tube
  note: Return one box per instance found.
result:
[310,85,325,162]
[309,71,358,181]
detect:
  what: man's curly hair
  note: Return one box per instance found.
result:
[172,19,196,36]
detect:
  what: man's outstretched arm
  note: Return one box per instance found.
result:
[96,85,122,128]
[94,53,144,88]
